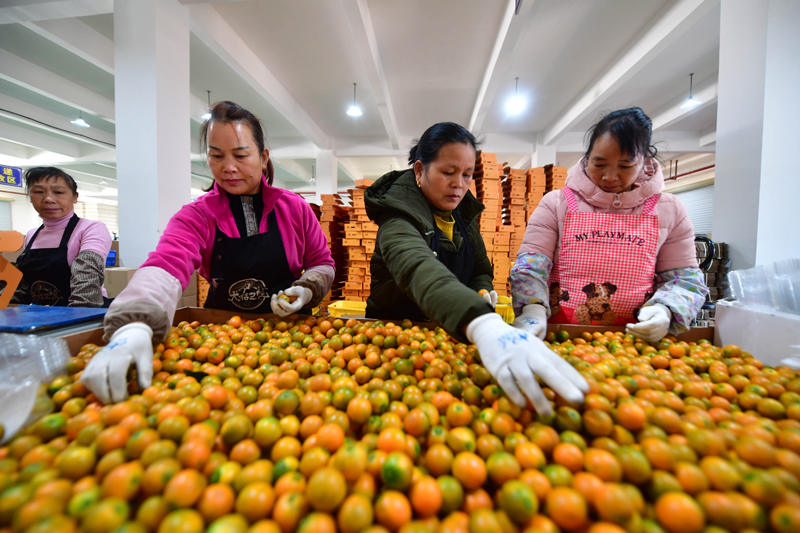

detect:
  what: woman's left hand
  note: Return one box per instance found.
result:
[481,290,498,308]
[626,303,671,342]
[270,286,312,316]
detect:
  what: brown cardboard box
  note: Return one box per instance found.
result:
[182,271,198,297]
[179,295,197,307]
[104,267,138,298]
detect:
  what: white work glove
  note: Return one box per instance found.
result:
[626,303,671,343]
[481,290,498,308]
[467,313,588,415]
[270,286,312,317]
[80,323,154,404]
[513,304,548,340]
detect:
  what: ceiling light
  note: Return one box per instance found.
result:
[347,83,363,117]
[309,165,316,182]
[71,110,90,128]
[99,179,108,185]
[201,90,212,120]
[680,73,702,110]
[505,77,526,115]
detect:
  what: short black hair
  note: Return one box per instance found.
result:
[408,122,481,167]
[585,107,658,161]
[25,167,78,195]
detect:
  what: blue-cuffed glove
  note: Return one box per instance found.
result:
[513,304,547,340]
[466,313,588,415]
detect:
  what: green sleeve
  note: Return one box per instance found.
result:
[377,216,493,342]
[468,227,494,293]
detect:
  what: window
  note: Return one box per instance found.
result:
[674,184,714,237]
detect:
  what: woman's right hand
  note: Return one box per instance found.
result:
[466,313,588,415]
[513,304,548,340]
[80,322,154,404]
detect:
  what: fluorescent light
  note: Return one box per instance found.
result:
[680,73,702,110]
[202,90,212,120]
[505,77,526,115]
[347,83,362,117]
[71,111,90,128]
[506,94,526,115]
[680,98,702,110]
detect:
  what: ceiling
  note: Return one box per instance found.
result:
[0,0,720,202]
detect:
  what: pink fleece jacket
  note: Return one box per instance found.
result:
[518,158,698,272]
[140,175,334,291]
[24,210,111,296]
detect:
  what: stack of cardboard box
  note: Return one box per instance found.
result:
[197,275,209,307]
[526,166,548,221]
[502,167,529,288]
[319,193,349,308]
[474,152,509,296]
[545,164,568,191]
[342,180,376,302]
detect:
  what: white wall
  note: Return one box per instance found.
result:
[0,188,39,239]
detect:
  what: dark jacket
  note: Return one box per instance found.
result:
[365,169,494,342]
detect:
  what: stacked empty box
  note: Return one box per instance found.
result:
[197,275,209,307]
[319,194,348,308]
[342,180,376,302]
[502,167,530,290]
[474,152,509,296]
[526,167,547,221]
[545,164,568,191]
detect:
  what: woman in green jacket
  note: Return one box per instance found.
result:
[365,122,588,414]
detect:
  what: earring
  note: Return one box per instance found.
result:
[416,180,421,188]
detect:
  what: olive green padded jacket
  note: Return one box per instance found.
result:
[365,169,494,342]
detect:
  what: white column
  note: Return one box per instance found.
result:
[315,150,338,196]
[712,0,800,268]
[114,0,190,267]
[532,137,556,168]
[755,0,800,265]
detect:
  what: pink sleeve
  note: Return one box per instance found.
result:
[517,191,562,260]
[141,204,213,291]
[74,220,112,259]
[656,196,699,272]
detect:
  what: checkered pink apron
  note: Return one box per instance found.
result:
[548,187,660,326]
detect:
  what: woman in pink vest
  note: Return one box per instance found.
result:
[82,101,335,404]
[511,107,708,342]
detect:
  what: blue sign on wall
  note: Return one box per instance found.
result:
[0,165,22,188]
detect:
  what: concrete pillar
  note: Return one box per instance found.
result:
[315,150,338,197]
[712,0,800,268]
[532,138,556,168]
[114,0,190,267]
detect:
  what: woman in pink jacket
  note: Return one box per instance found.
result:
[82,101,335,404]
[511,108,708,342]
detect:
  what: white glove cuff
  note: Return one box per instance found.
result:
[112,322,154,341]
[521,304,547,318]
[652,303,671,316]
[466,312,504,344]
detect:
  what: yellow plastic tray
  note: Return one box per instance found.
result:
[327,300,367,317]
[495,295,514,323]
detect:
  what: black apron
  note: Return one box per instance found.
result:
[15,214,80,306]
[367,210,476,322]
[204,209,298,312]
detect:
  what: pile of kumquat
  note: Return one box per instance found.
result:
[1,315,799,533]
